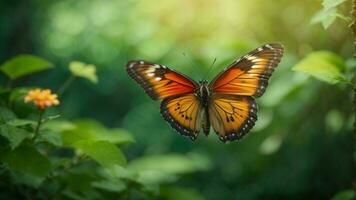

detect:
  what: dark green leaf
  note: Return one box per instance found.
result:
[0,124,30,149]
[69,61,98,83]
[62,189,87,200]
[92,179,126,193]
[60,169,98,191]
[1,144,52,177]
[0,107,17,122]
[160,186,205,200]
[35,129,62,146]
[9,87,29,103]
[0,55,53,80]
[100,165,137,180]
[10,172,45,188]
[7,119,36,127]
[292,51,347,84]
[331,190,355,200]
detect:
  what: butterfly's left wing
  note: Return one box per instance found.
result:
[127,60,197,100]
[161,94,202,140]
[126,61,202,140]
[209,43,284,97]
[208,94,257,142]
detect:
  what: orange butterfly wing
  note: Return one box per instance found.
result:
[161,94,202,140]
[209,94,257,142]
[126,61,197,100]
[208,43,284,142]
[210,43,284,97]
[127,61,201,139]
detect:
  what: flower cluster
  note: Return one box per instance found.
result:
[24,89,60,109]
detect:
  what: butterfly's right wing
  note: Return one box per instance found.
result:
[209,43,284,98]
[161,94,202,140]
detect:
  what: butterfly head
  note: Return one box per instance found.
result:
[199,80,208,85]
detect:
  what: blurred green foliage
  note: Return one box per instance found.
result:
[0,0,355,199]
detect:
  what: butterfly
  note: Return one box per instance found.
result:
[126,43,284,143]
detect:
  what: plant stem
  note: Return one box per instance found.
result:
[33,109,44,142]
[57,75,76,96]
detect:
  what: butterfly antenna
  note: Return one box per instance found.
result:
[202,57,217,80]
[182,52,203,80]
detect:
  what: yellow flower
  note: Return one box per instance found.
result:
[24,89,60,109]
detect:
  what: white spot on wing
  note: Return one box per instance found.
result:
[147,73,154,77]
[146,68,155,73]
[265,44,273,49]
[155,77,162,81]
[129,63,135,68]
[247,56,257,61]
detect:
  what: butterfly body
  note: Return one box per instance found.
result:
[196,80,211,136]
[126,43,284,143]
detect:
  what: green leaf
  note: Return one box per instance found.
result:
[69,61,98,83]
[72,140,126,167]
[57,120,130,167]
[60,120,100,146]
[311,0,348,29]
[0,124,30,149]
[0,107,17,122]
[7,119,36,127]
[292,51,347,84]
[310,8,337,29]
[0,136,9,153]
[1,144,52,177]
[35,129,62,146]
[10,172,45,188]
[60,120,135,146]
[98,128,136,145]
[136,170,178,185]
[128,153,212,175]
[43,120,76,132]
[160,186,205,200]
[0,55,53,80]
[331,190,355,200]
[60,169,99,191]
[92,179,126,193]
[9,87,29,103]
[323,0,347,10]
[100,165,138,180]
